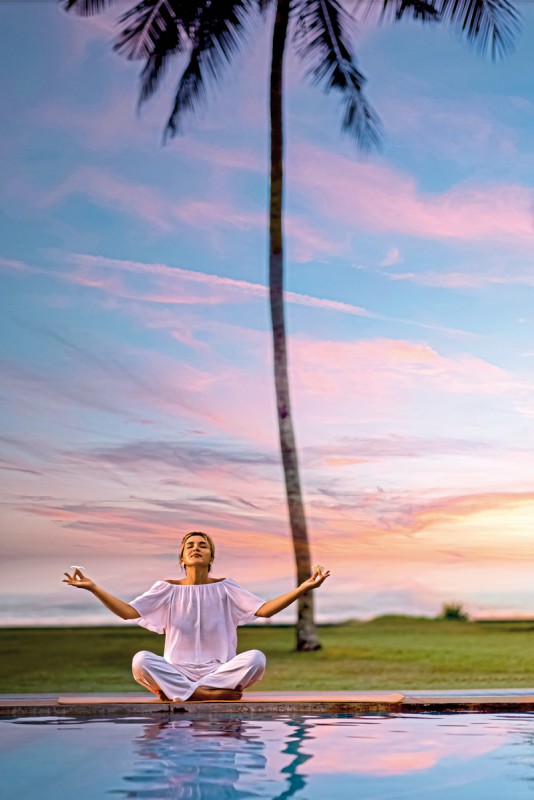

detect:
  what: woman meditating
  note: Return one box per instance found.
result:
[63,531,330,702]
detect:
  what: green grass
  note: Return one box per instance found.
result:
[2,617,534,693]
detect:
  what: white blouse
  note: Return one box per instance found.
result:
[129,578,265,667]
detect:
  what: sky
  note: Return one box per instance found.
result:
[1,0,534,626]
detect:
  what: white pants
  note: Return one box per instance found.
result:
[132,649,266,701]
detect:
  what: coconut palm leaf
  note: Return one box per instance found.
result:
[292,0,381,150]
[436,0,521,58]
[61,0,115,15]
[377,0,439,23]
[258,0,275,14]
[380,0,520,55]
[164,0,256,139]
[114,0,192,108]
[115,0,189,60]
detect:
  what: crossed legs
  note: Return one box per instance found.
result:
[132,649,266,702]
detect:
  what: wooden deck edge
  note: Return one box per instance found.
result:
[4,697,534,717]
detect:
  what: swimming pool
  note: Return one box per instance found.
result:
[2,712,534,799]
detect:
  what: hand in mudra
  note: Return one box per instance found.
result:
[63,567,95,591]
[300,564,330,591]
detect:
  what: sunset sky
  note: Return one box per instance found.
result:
[1,1,534,625]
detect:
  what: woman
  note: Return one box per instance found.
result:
[63,530,330,702]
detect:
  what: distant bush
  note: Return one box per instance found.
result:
[439,602,469,622]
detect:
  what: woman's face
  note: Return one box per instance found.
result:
[181,535,213,569]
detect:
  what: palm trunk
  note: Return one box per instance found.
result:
[269,0,321,652]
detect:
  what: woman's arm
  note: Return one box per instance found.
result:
[63,568,140,620]
[255,566,330,618]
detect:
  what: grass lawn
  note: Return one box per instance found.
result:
[1,617,534,694]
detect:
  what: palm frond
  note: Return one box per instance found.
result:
[437,0,521,58]
[136,52,173,107]
[115,0,190,60]
[114,0,192,108]
[377,0,439,24]
[293,0,382,150]
[258,0,276,14]
[60,0,114,15]
[164,0,256,140]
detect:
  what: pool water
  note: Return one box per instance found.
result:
[2,712,534,799]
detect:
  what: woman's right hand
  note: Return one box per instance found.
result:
[63,568,95,591]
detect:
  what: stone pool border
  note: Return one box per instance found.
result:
[3,690,534,717]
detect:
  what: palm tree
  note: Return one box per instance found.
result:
[60,0,520,650]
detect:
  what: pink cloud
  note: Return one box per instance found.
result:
[379,246,402,267]
[285,215,347,261]
[21,164,342,263]
[292,144,534,242]
[55,252,376,318]
[389,270,534,290]
[384,93,522,166]
[12,165,266,238]
[8,324,527,510]
[20,499,293,571]
[57,252,470,335]
[172,199,264,230]
[44,167,174,231]
[0,342,236,435]
[7,435,534,619]
[291,337,513,415]
[1,278,519,453]
[321,490,534,568]
[36,93,161,151]
[407,490,534,536]
[176,139,264,173]
[0,256,34,273]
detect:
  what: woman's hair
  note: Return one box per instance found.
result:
[179,531,215,572]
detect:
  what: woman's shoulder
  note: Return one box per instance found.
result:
[148,579,174,590]
[220,577,244,589]
[161,578,228,586]
[133,580,173,598]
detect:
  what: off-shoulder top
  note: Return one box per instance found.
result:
[129,578,265,666]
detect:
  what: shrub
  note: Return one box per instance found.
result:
[439,602,469,622]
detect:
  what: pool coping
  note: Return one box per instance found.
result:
[3,690,534,716]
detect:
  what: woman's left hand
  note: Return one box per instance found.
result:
[300,564,330,591]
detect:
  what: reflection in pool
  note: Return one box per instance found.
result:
[2,712,534,799]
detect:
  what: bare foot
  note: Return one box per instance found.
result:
[150,688,170,702]
[188,686,243,702]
